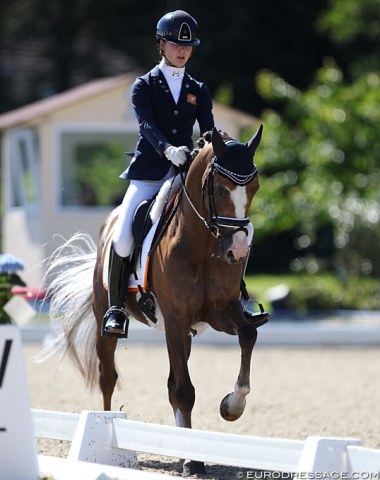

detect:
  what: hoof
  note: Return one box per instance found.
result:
[220,393,246,421]
[183,460,206,476]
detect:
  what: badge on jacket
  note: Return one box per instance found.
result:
[186,93,197,105]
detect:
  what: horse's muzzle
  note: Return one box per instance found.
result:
[219,234,249,264]
[226,250,247,264]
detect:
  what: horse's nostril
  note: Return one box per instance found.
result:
[227,250,235,260]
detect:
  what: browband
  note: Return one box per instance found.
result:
[211,157,258,186]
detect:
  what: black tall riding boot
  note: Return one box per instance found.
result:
[102,245,130,338]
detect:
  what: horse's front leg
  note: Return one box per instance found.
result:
[220,323,258,421]
[166,323,206,475]
[166,326,194,428]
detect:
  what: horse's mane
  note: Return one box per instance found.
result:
[190,130,231,160]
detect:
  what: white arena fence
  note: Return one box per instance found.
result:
[33,409,380,476]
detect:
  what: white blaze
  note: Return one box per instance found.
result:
[230,186,248,218]
[229,186,250,259]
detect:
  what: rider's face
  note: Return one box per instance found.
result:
[160,40,193,68]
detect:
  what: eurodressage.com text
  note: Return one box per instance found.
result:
[238,472,379,479]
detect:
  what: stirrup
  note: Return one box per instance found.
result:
[101,306,129,338]
[242,300,270,328]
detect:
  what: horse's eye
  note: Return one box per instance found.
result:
[216,186,227,198]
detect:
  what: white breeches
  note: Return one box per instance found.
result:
[113,167,175,258]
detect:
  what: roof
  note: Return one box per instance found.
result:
[0,74,135,130]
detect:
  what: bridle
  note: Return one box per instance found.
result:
[180,156,258,239]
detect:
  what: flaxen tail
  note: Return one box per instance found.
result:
[42,233,99,389]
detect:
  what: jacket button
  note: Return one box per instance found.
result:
[172,129,177,134]
[174,110,179,115]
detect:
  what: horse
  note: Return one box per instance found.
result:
[45,125,265,475]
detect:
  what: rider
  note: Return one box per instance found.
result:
[102,10,215,337]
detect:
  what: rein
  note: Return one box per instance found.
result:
[180,156,257,239]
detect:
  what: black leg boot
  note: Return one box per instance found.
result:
[102,245,130,338]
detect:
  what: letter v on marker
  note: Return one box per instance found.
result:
[0,339,13,388]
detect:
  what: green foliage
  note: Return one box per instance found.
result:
[286,276,380,312]
[246,273,339,301]
[247,63,380,277]
[318,0,380,43]
[317,0,380,75]
[214,81,234,106]
[246,273,380,312]
[0,273,26,324]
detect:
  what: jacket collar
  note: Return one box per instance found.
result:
[151,64,191,83]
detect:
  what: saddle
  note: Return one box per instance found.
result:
[131,199,154,266]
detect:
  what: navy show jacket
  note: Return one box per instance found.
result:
[120,65,214,181]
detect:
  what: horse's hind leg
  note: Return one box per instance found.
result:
[96,334,118,410]
[220,324,257,421]
[93,274,118,410]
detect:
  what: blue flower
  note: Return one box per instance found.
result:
[0,254,25,274]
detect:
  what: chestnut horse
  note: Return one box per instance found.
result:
[46,126,264,474]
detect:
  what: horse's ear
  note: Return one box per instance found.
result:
[246,124,263,157]
[211,127,228,157]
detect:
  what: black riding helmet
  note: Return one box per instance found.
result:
[156,10,200,46]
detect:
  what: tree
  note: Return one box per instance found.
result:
[317,0,380,77]
[247,62,380,276]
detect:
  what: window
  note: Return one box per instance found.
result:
[59,130,136,207]
[9,129,40,209]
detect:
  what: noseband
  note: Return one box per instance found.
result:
[181,157,258,239]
